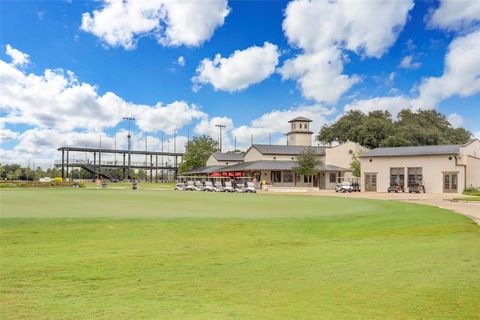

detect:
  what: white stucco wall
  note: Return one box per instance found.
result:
[465,156,480,188]
[360,155,466,193]
[325,141,367,169]
[206,155,242,167]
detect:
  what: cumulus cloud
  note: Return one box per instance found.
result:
[232,104,335,146]
[177,56,185,66]
[345,29,480,116]
[0,127,19,144]
[0,60,205,133]
[5,44,30,66]
[344,96,413,116]
[279,0,414,104]
[428,0,480,31]
[192,42,279,92]
[135,101,206,134]
[399,55,421,70]
[447,113,464,128]
[414,29,480,108]
[81,0,230,49]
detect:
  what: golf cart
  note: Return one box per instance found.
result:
[213,181,224,192]
[203,181,215,192]
[387,183,404,193]
[224,181,235,192]
[408,183,426,193]
[194,181,205,191]
[245,182,257,193]
[335,181,354,193]
[174,182,185,191]
[185,181,196,191]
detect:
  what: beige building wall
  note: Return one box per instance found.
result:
[287,133,312,146]
[360,155,466,193]
[205,155,242,167]
[465,156,480,188]
[243,146,325,162]
[325,141,367,169]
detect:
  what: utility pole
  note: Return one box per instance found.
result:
[251,134,254,146]
[215,124,226,153]
[114,132,117,164]
[234,136,237,151]
[123,116,135,180]
[99,134,102,178]
[269,132,272,145]
[173,128,176,153]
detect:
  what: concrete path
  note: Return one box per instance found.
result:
[261,190,480,224]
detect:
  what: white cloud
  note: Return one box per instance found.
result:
[0,60,205,133]
[344,96,413,116]
[345,29,480,115]
[81,0,229,49]
[279,0,414,104]
[447,113,464,128]
[135,101,206,134]
[414,29,480,108]
[192,42,279,92]
[428,0,480,31]
[232,104,335,145]
[474,131,480,139]
[399,55,421,70]
[0,127,19,144]
[177,56,185,66]
[5,44,30,66]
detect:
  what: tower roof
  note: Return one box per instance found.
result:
[288,116,312,123]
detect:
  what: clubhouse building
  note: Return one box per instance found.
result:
[185,116,480,194]
[188,117,366,189]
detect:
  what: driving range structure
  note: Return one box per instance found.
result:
[55,146,183,182]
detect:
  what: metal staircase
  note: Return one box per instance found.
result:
[80,161,117,181]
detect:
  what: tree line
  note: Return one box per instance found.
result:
[317,109,471,149]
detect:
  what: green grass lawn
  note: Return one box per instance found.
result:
[453,196,480,202]
[1,189,479,319]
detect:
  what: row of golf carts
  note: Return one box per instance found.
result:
[175,180,257,193]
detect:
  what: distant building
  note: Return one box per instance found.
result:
[360,140,480,193]
[190,117,366,189]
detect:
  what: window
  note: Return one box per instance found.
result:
[408,167,422,187]
[303,175,312,183]
[283,171,293,183]
[390,167,404,186]
[365,173,377,191]
[272,171,281,183]
[329,173,337,183]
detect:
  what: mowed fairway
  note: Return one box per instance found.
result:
[1,189,479,319]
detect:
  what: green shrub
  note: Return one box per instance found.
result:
[463,186,480,196]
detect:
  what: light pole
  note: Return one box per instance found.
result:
[123,116,135,180]
[215,124,226,153]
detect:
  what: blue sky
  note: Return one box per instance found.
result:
[0,0,479,166]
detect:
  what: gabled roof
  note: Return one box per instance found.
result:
[183,165,225,175]
[289,116,312,123]
[211,152,244,161]
[217,160,347,172]
[361,144,461,157]
[251,144,325,156]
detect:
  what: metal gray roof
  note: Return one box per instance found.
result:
[183,165,225,174]
[252,144,325,155]
[289,117,312,122]
[212,152,244,161]
[361,144,461,157]
[217,161,348,172]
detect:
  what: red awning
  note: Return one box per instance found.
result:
[234,172,242,177]
[210,172,222,177]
